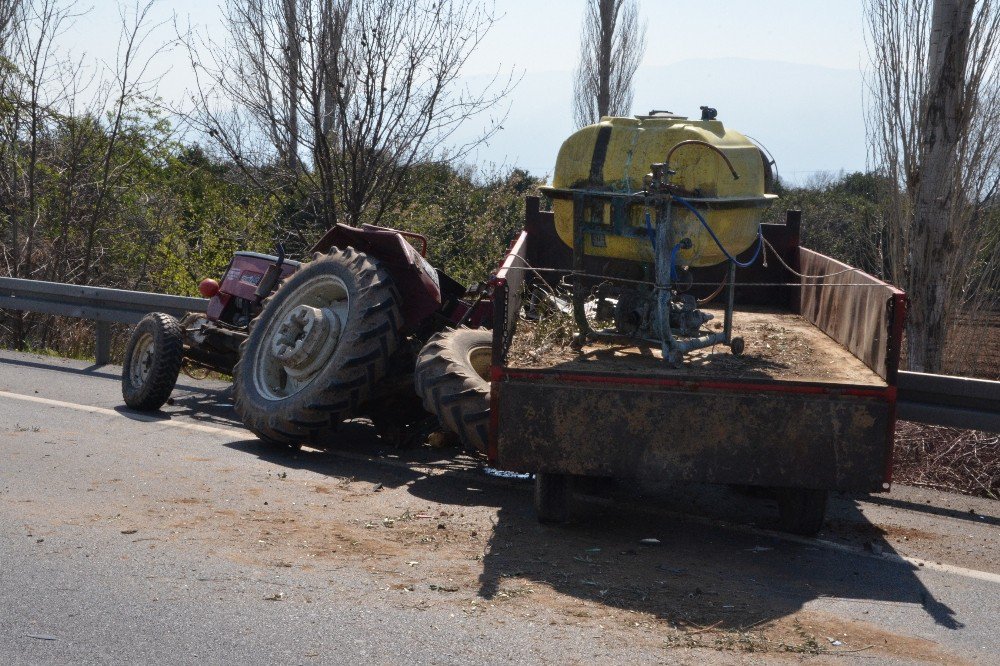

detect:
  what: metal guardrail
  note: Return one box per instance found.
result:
[897,370,1000,434]
[0,277,207,364]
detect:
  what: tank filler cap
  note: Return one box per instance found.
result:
[636,109,688,120]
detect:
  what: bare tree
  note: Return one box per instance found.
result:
[865,0,1000,374]
[186,0,514,241]
[573,0,646,128]
[0,0,20,37]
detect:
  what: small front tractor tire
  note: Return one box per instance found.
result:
[232,247,401,446]
[414,328,493,454]
[122,312,185,411]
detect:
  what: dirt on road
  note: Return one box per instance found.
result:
[10,419,990,664]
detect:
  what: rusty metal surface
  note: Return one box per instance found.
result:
[798,249,903,381]
[491,231,529,366]
[496,374,891,492]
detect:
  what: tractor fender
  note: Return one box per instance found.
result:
[311,223,441,331]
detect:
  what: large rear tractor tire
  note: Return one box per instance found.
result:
[122,312,185,411]
[232,247,401,446]
[414,328,492,454]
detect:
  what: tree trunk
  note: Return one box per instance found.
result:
[597,0,615,117]
[907,0,975,372]
[284,0,300,172]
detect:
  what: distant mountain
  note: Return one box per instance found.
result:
[457,58,867,185]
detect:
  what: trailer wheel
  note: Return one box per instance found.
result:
[776,488,828,536]
[414,328,492,454]
[122,312,185,411]
[534,473,572,524]
[232,247,401,446]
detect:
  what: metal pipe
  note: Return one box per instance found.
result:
[665,140,740,180]
[571,193,593,343]
[724,260,736,344]
[670,331,727,353]
[656,204,676,360]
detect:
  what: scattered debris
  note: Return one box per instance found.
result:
[25,634,57,641]
[264,592,285,601]
[746,546,772,553]
[372,482,384,492]
[121,529,138,535]
[639,538,660,546]
[429,584,459,592]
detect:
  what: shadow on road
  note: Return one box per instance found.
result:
[0,354,223,395]
[0,354,123,381]
[98,370,963,637]
[857,494,1000,528]
[404,469,964,633]
[114,384,244,431]
[222,420,479,491]
[226,419,965,634]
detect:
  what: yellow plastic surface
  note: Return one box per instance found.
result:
[551,116,776,267]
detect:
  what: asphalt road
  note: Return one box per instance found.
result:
[0,349,997,664]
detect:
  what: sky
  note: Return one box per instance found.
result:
[62,0,872,182]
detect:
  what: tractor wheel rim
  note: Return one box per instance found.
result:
[467,345,492,382]
[129,332,155,387]
[254,274,350,401]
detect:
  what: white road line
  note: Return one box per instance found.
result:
[613,495,1000,585]
[776,532,1000,585]
[0,389,246,438]
[3,387,999,586]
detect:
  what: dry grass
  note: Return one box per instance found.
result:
[893,422,1000,499]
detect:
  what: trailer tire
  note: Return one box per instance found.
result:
[414,328,492,454]
[122,312,185,411]
[232,247,401,446]
[534,473,572,524]
[776,488,827,536]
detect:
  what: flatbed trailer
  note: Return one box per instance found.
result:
[487,198,906,534]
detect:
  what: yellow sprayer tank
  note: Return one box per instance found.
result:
[550,114,776,268]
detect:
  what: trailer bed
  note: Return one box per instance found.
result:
[488,201,907,504]
[508,306,887,387]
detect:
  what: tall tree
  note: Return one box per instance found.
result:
[865,0,1000,373]
[186,0,514,242]
[573,0,646,128]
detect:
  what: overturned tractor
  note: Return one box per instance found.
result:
[122,223,491,449]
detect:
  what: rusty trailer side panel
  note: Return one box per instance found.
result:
[798,248,906,382]
[495,372,892,492]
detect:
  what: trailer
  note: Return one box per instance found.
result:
[486,197,906,535]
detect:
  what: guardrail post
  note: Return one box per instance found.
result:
[95,321,111,365]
